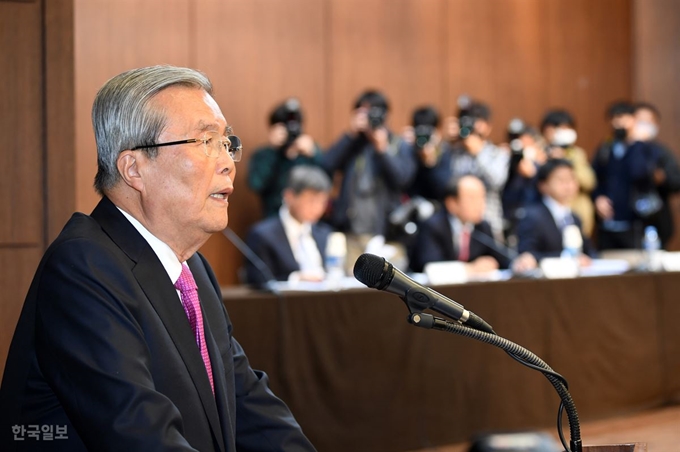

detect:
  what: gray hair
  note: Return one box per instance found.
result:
[286,165,332,194]
[92,65,213,194]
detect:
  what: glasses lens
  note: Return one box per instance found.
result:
[228,135,242,162]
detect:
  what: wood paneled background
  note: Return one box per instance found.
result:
[1,0,679,377]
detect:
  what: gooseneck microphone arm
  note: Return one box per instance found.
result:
[222,227,281,295]
[353,253,582,452]
[409,313,582,452]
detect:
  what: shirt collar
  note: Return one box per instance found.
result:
[543,196,572,224]
[448,214,473,234]
[117,207,183,283]
[279,205,312,237]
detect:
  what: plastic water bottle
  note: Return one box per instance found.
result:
[643,226,663,271]
[325,232,347,290]
[561,225,582,259]
[560,225,582,277]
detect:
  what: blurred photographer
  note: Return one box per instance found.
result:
[540,109,596,237]
[432,96,509,241]
[403,105,451,201]
[248,98,324,217]
[322,89,416,267]
[592,101,664,249]
[501,118,546,243]
[632,102,680,247]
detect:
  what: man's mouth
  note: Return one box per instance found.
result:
[210,187,233,200]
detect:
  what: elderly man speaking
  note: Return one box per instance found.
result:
[0,66,316,452]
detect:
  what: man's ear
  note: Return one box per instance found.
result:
[117,150,144,192]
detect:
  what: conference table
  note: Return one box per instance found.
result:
[221,271,680,452]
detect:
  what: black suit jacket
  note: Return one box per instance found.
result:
[410,209,512,273]
[245,216,332,285]
[517,201,595,261]
[0,197,315,452]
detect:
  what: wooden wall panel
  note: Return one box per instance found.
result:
[45,0,76,241]
[0,249,42,377]
[447,0,630,153]
[543,0,631,155]
[327,0,448,141]
[194,0,328,285]
[73,0,193,215]
[0,1,43,245]
[633,0,680,251]
[0,0,44,379]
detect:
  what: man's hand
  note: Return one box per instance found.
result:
[511,252,538,273]
[463,133,485,156]
[268,123,288,148]
[654,168,667,185]
[350,109,369,136]
[369,127,390,154]
[286,134,316,159]
[465,255,499,274]
[517,157,537,178]
[595,195,614,220]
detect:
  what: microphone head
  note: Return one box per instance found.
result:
[353,253,389,288]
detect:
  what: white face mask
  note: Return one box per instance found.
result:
[551,128,577,147]
[634,121,658,141]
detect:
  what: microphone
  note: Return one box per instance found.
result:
[222,227,280,295]
[353,253,494,334]
[471,228,518,260]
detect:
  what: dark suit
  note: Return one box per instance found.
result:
[0,197,315,452]
[517,201,595,261]
[245,216,332,285]
[410,209,512,273]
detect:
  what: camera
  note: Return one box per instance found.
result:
[281,98,303,149]
[457,95,476,139]
[414,124,434,148]
[367,105,387,129]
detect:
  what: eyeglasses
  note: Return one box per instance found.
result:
[131,131,243,162]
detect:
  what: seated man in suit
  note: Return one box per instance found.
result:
[411,175,513,273]
[517,158,595,264]
[246,165,334,285]
[0,66,316,451]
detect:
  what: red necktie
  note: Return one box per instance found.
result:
[174,263,214,394]
[458,229,471,262]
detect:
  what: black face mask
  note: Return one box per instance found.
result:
[613,127,627,141]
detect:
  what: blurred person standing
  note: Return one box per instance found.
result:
[433,97,509,241]
[248,98,324,218]
[501,118,547,244]
[592,101,661,249]
[245,166,334,285]
[322,89,416,266]
[541,109,596,237]
[403,105,452,201]
[632,101,680,247]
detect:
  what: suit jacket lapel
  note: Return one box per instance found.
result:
[274,218,300,272]
[539,202,563,249]
[91,197,225,452]
[439,211,457,261]
[311,224,328,261]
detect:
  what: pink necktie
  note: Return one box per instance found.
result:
[174,263,214,394]
[458,229,470,262]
